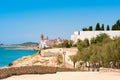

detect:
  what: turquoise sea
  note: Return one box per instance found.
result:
[0,47,37,67]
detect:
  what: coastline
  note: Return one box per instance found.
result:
[8,48,77,68]
[0,47,38,68]
[1,48,120,80]
[4,46,38,50]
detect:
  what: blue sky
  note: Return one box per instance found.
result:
[0,0,120,44]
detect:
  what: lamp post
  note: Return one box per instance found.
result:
[63,51,66,68]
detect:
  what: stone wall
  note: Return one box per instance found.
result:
[100,68,120,73]
[0,66,74,79]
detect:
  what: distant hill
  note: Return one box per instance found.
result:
[0,43,4,46]
[19,42,39,47]
[12,42,39,47]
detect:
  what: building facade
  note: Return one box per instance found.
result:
[39,34,64,49]
[71,31,120,43]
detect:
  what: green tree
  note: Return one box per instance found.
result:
[73,32,120,69]
[83,38,90,47]
[106,25,110,31]
[60,40,73,48]
[95,33,110,44]
[81,48,91,63]
[101,24,104,31]
[69,40,73,47]
[90,45,102,68]
[95,23,101,31]
[82,28,88,31]
[112,19,120,30]
[70,55,79,69]
[116,20,120,30]
[88,26,93,31]
[112,25,117,30]
[77,39,84,51]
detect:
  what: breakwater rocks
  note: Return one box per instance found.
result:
[0,65,75,79]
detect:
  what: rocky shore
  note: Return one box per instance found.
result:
[9,48,77,68]
[9,52,58,67]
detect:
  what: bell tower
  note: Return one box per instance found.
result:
[40,34,44,40]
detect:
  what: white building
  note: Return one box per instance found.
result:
[71,31,120,43]
[39,34,64,49]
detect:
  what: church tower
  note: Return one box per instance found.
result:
[40,34,44,41]
[39,34,44,50]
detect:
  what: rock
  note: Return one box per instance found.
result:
[8,62,13,66]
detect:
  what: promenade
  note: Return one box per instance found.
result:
[3,72,120,80]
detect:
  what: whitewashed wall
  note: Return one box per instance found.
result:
[71,31,120,43]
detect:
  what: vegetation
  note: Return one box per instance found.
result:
[88,26,93,31]
[82,26,93,31]
[95,23,101,30]
[82,19,120,31]
[112,20,120,30]
[106,25,110,31]
[101,24,104,31]
[56,53,63,66]
[70,33,120,70]
[56,40,73,48]
[69,54,79,69]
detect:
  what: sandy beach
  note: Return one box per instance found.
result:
[3,72,120,80]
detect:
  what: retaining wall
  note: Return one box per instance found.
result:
[0,66,74,79]
[100,68,120,73]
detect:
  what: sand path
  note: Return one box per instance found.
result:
[3,72,120,80]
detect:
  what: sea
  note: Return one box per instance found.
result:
[0,47,37,67]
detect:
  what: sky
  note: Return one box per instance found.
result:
[0,0,120,44]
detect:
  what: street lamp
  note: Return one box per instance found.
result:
[63,51,66,68]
